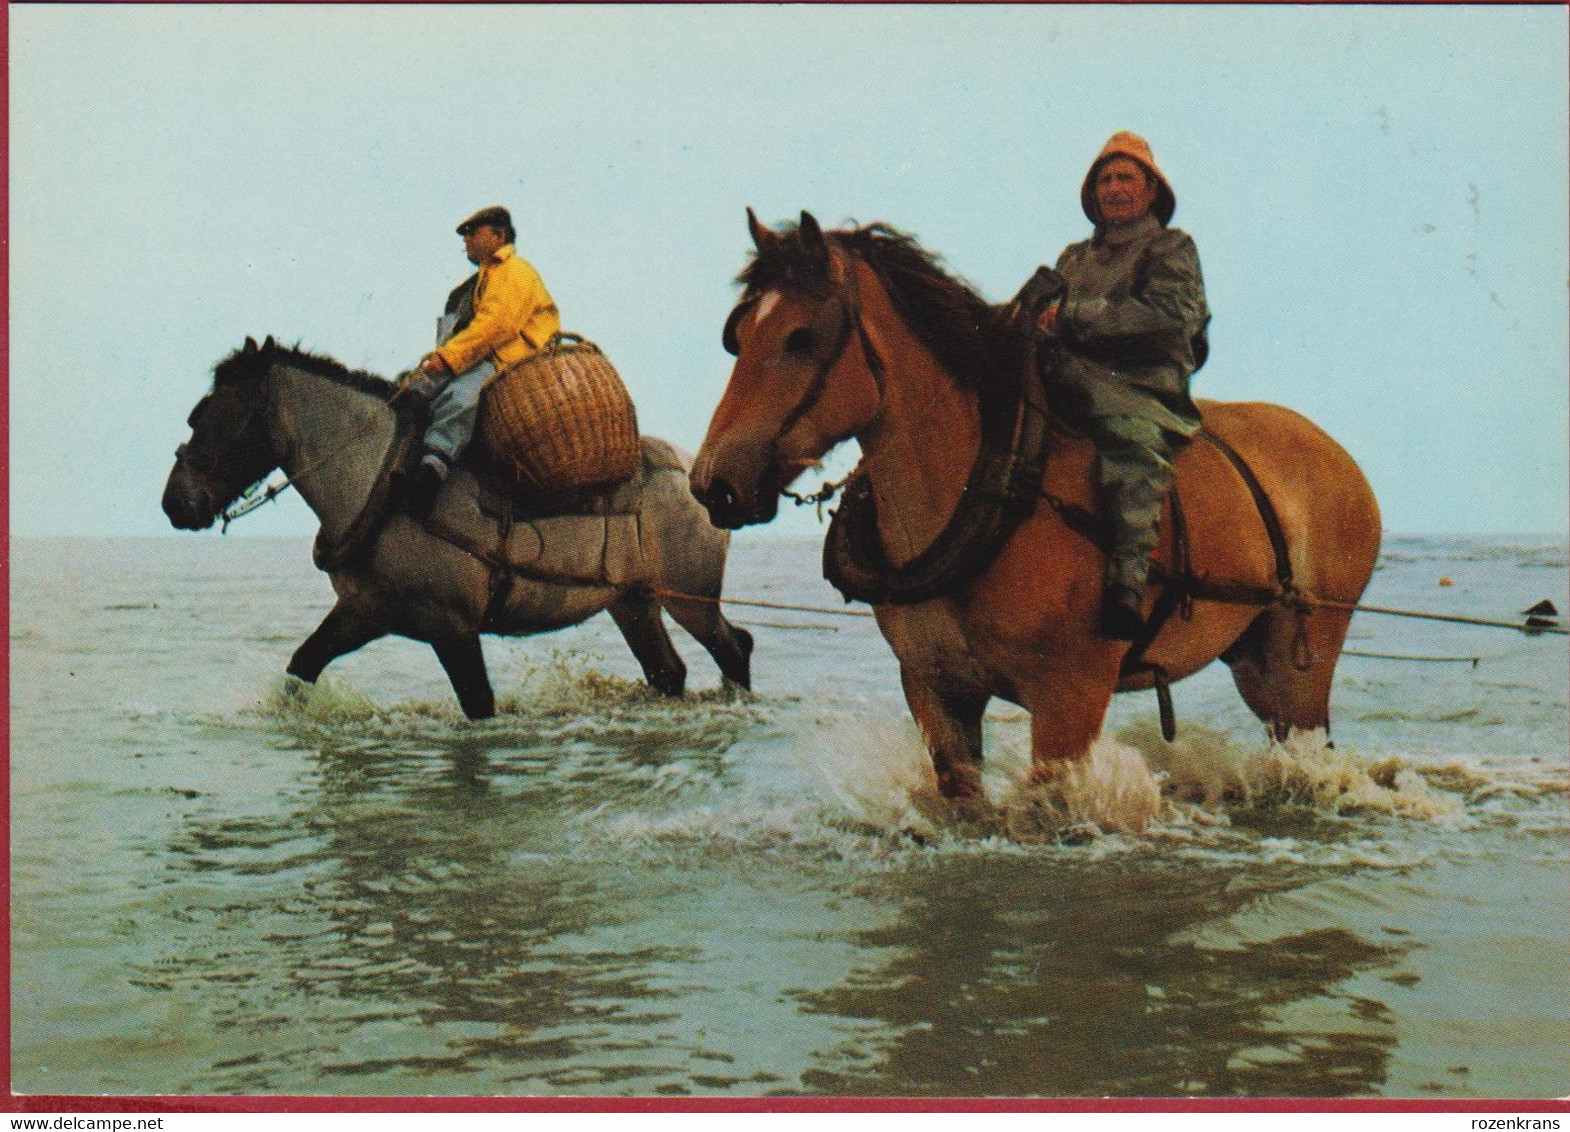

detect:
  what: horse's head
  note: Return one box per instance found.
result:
[691,210,889,529]
[162,336,282,530]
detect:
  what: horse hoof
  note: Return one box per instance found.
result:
[1057,823,1100,846]
[936,768,983,800]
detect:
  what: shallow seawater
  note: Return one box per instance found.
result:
[10,534,1568,1098]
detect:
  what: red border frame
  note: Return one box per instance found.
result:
[9,1097,1570,1115]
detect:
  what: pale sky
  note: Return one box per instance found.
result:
[10,4,1568,539]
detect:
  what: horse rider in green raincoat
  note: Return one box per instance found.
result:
[1033,131,1211,640]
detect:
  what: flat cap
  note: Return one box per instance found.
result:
[456,205,512,235]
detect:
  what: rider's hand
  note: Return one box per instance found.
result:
[1036,302,1060,338]
[418,353,451,378]
[392,369,433,406]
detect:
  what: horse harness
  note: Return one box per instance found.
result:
[415,483,652,631]
[328,456,632,630]
[1041,427,1312,741]
[415,492,527,631]
[791,245,1310,741]
[751,244,1057,606]
[312,417,420,572]
[296,398,561,624]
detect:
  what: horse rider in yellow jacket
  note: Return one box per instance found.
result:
[400,205,560,513]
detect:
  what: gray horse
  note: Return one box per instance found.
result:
[163,337,752,716]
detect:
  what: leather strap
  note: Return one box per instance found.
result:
[1040,428,1295,614]
[823,265,1051,605]
[1197,426,1294,594]
[313,409,419,572]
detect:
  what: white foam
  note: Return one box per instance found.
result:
[234,656,1558,869]
[997,735,1165,839]
[790,710,938,836]
[781,708,1494,849]
[1138,724,1465,820]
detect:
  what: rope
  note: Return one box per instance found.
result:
[735,619,841,633]
[650,588,1566,638]
[1343,650,1481,667]
[781,473,852,521]
[643,590,879,618]
[1319,599,1568,636]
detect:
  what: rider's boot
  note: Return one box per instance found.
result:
[1099,568,1148,642]
[1092,415,1177,642]
[404,452,449,517]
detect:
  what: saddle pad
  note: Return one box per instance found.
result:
[426,471,645,587]
[415,435,690,586]
[473,435,687,520]
[503,513,643,587]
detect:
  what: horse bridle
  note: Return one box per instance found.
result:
[174,376,271,481]
[721,242,888,450]
[172,373,283,531]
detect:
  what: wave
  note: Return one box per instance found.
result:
[1354,706,1507,726]
[244,650,770,747]
[219,658,1564,870]
[1379,536,1567,569]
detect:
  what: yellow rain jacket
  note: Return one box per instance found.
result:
[433,245,560,377]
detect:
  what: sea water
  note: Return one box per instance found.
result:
[9,533,1567,1098]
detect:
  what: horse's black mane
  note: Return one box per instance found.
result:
[212,340,396,401]
[738,220,1024,394]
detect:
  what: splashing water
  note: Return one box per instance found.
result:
[249,648,766,739]
[261,673,382,724]
[782,699,1483,845]
[790,710,939,835]
[1136,723,1465,820]
[252,655,1513,856]
[998,736,1166,840]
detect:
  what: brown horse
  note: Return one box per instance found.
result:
[692,212,1380,799]
[164,338,753,717]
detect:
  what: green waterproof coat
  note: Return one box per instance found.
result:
[1051,212,1210,438]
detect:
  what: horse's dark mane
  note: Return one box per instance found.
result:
[738,220,1022,393]
[212,341,395,401]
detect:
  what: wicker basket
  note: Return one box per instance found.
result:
[478,333,641,493]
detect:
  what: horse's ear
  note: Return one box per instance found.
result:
[746,206,772,251]
[799,211,826,257]
[243,337,259,354]
[262,335,276,352]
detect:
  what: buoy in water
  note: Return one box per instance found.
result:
[1522,599,1561,631]
[1438,576,1454,587]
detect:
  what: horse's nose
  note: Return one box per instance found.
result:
[162,473,213,531]
[162,490,198,529]
[693,475,748,530]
